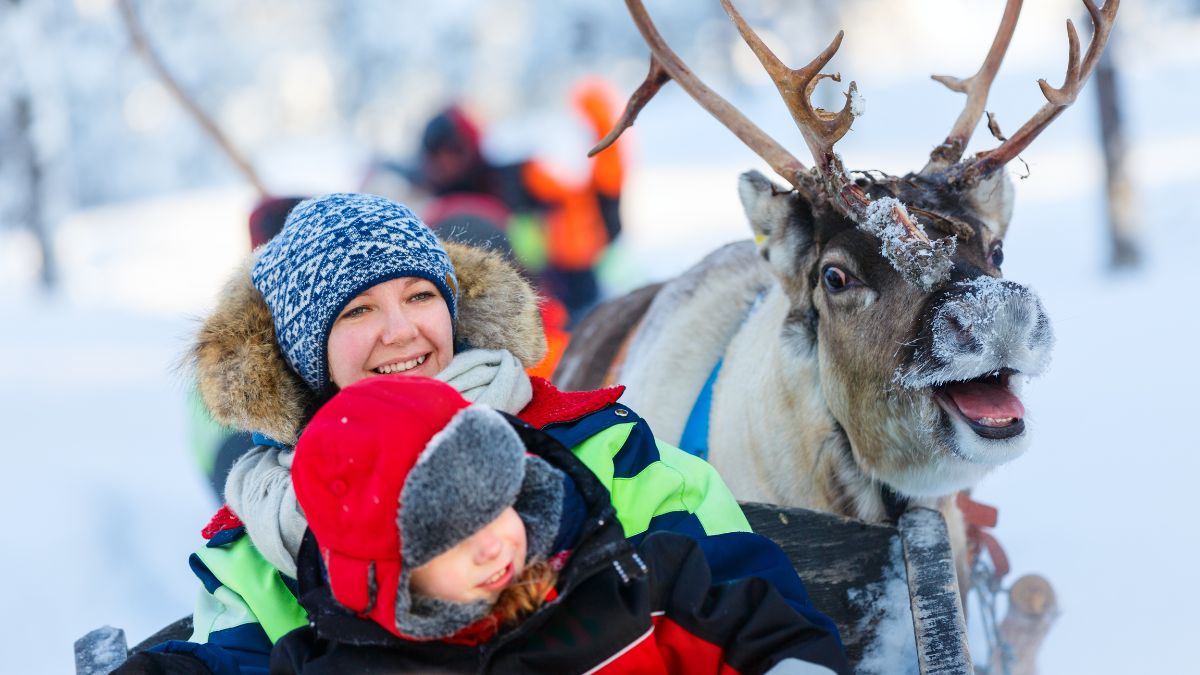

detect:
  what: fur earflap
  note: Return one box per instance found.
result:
[189,243,546,445]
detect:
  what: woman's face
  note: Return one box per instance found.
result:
[409,506,528,604]
[326,277,454,389]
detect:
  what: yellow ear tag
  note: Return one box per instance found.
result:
[754,233,767,249]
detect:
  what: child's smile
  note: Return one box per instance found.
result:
[478,562,515,592]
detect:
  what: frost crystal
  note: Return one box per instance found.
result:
[932,276,1053,372]
[850,88,866,117]
[861,197,956,291]
[848,538,919,674]
[894,275,1055,389]
[74,626,128,673]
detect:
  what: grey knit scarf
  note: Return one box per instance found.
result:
[435,348,532,414]
[224,348,533,578]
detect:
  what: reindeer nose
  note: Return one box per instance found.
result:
[934,278,1054,366]
[942,313,977,352]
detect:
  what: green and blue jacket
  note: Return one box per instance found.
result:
[141,378,768,674]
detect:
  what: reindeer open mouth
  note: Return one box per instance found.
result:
[933,368,1025,440]
[899,276,1052,445]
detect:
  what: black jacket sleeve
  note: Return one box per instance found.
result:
[638,532,852,675]
[113,651,213,675]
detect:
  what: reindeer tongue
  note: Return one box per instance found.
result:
[943,380,1025,424]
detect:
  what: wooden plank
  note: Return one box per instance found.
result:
[129,615,193,654]
[742,501,900,668]
[74,626,127,675]
[899,508,971,675]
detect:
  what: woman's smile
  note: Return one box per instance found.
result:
[373,354,428,375]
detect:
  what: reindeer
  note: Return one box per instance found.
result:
[556,0,1117,608]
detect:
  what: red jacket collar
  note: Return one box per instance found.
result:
[518,377,625,429]
[202,504,243,539]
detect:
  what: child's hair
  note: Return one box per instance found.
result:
[492,560,560,626]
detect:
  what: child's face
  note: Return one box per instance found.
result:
[409,506,528,604]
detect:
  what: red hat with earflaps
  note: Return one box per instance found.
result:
[292,375,564,641]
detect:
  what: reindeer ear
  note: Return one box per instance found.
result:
[738,170,793,251]
[965,171,1015,238]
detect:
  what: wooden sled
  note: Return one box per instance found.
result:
[76,503,975,674]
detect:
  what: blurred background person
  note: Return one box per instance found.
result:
[381,79,627,330]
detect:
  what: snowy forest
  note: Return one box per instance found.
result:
[3,0,1200,673]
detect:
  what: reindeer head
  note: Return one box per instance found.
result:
[596,0,1117,497]
[738,167,1054,496]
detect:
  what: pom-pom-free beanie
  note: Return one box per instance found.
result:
[251,193,459,390]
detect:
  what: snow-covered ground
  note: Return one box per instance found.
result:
[4,3,1200,673]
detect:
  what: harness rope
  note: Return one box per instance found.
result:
[958,491,1020,674]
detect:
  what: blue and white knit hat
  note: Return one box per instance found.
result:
[251,193,458,391]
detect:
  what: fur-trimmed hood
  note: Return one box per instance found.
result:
[189,242,546,445]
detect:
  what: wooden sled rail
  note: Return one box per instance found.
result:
[76,504,969,674]
[743,503,970,673]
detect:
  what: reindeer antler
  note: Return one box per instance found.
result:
[923,0,1024,172]
[718,0,860,196]
[600,0,958,288]
[589,58,671,159]
[954,0,1119,185]
[592,0,810,192]
[595,0,876,218]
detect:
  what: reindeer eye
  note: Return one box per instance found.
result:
[822,265,856,293]
[989,241,1004,268]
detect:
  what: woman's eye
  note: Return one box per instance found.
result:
[409,291,435,303]
[822,266,856,293]
[989,241,1004,268]
[340,305,369,320]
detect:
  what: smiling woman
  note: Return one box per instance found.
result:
[326,277,455,386]
[114,192,847,674]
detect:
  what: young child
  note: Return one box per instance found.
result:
[274,375,850,674]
